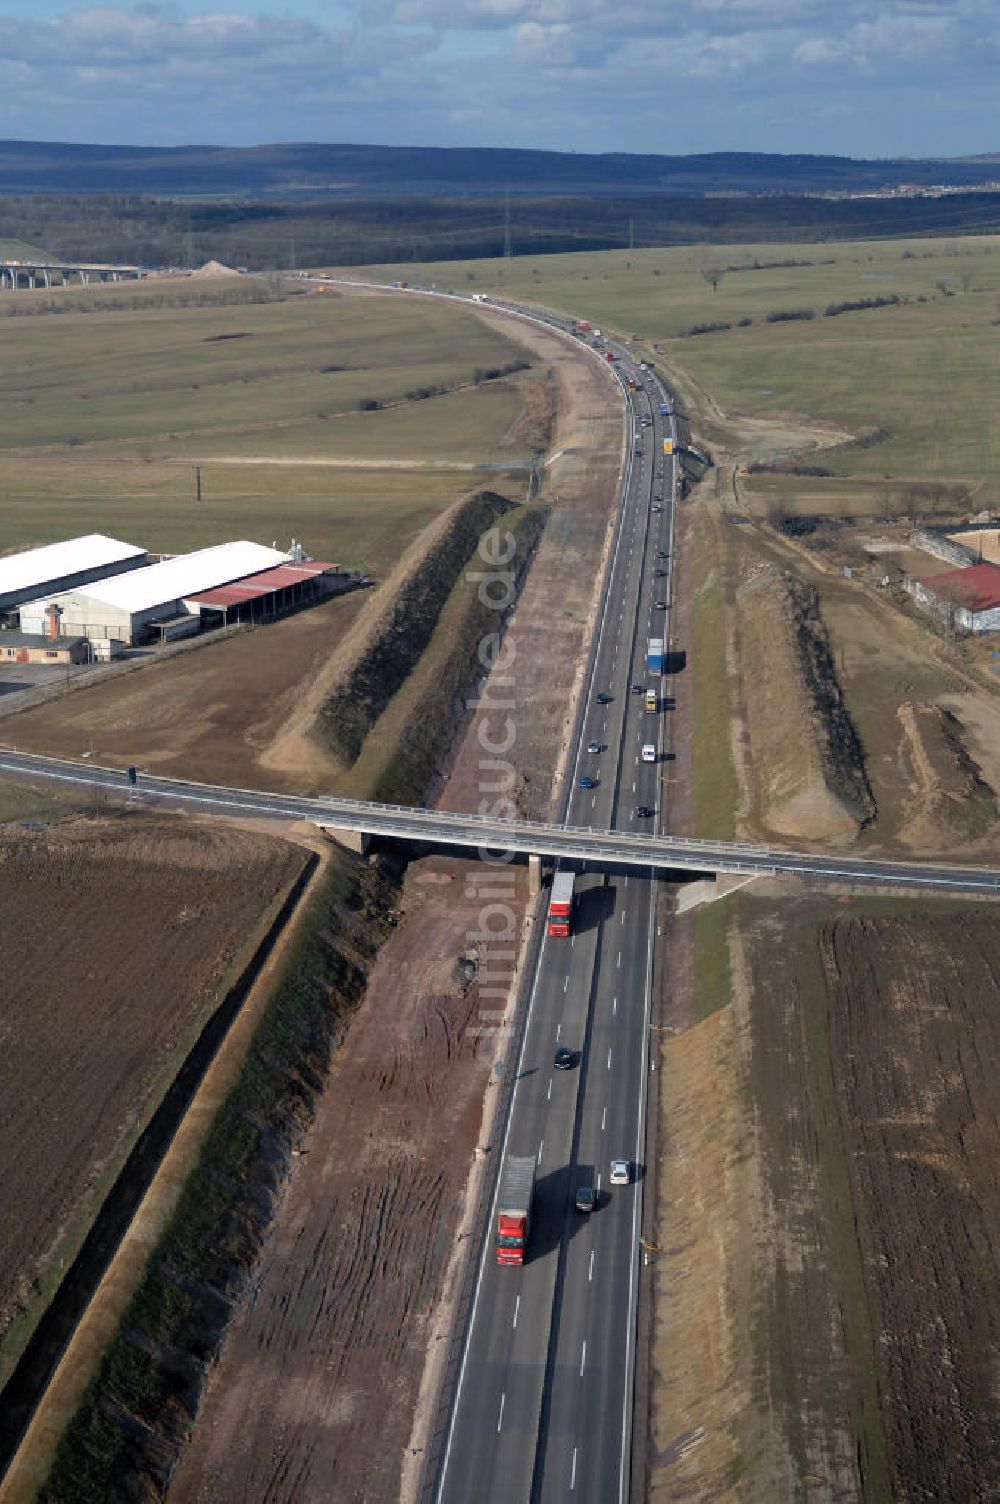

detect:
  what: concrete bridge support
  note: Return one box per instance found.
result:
[321,826,370,856]
[674,872,761,913]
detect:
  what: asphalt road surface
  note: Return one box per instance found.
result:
[433,343,675,1504]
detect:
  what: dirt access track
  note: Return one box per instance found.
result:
[162,307,623,1501]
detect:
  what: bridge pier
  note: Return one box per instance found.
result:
[321,826,370,856]
[675,872,759,913]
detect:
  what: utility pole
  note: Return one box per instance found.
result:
[195,465,202,504]
[504,190,513,260]
[185,208,194,271]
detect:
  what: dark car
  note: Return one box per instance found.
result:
[596,691,613,704]
[650,505,662,515]
[575,1185,596,1213]
[654,568,667,577]
[653,600,667,609]
[633,804,654,819]
[656,549,668,558]
[654,493,663,502]
[587,740,602,754]
[554,1046,574,1070]
[630,682,645,694]
[580,775,597,789]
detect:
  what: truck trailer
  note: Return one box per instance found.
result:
[496,1155,536,1265]
[547,870,575,937]
[647,637,665,675]
[659,402,671,417]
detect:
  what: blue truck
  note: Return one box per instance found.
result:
[659,402,671,417]
[647,637,665,675]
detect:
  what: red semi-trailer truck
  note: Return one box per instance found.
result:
[496,1155,536,1266]
[547,871,575,938]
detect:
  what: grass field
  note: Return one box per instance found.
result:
[342,235,1000,482]
[0,279,539,568]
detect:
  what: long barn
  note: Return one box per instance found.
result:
[18,540,291,646]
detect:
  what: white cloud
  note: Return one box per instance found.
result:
[0,0,995,152]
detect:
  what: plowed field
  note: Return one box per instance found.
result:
[745,896,1000,1500]
[0,814,305,1384]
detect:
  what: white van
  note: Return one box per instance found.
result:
[642,744,656,763]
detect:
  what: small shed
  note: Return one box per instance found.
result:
[0,631,90,664]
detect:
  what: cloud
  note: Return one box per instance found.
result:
[0,0,995,154]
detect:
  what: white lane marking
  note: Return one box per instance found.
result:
[621,911,626,925]
[571,1448,578,1491]
[556,1022,562,1040]
[513,1295,520,1328]
[632,780,636,793]
[613,996,617,1015]
[564,976,569,992]
[580,1341,587,1376]
[608,1047,613,1070]
[538,1139,544,1164]
[592,795,597,809]
[617,951,622,967]
[589,1249,595,1282]
[497,1391,505,1432]
[624,874,629,886]
[547,1077,552,1101]
[602,1106,607,1130]
[596,1172,601,1194]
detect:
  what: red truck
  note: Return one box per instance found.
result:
[547,871,575,938]
[496,1155,536,1266]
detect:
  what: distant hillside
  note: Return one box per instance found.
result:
[1,140,1000,199]
[2,189,1000,273]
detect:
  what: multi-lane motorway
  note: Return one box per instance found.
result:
[3,284,1000,1503]
[433,344,677,1503]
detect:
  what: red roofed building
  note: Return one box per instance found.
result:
[909,561,1000,633]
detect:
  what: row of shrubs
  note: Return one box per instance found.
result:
[356,358,530,410]
[677,293,915,338]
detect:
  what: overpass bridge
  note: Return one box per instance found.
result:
[0,259,152,290]
[0,749,998,897]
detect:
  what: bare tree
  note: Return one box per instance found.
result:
[699,265,723,294]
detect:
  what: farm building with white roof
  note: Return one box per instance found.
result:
[0,533,147,618]
[19,540,290,645]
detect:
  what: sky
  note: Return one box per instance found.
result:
[0,0,997,158]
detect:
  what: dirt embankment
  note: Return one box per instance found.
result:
[165,855,527,1504]
[318,488,519,764]
[735,558,875,842]
[34,850,400,1504]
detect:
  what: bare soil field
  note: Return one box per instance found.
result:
[691,466,1000,860]
[166,854,524,1504]
[650,887,1000,1502]
[0,814,306,1389]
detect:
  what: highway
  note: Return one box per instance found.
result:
[3,284,1000,1503]
[432,343,676,1502]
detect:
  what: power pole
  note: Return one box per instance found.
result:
[504,190,513,260]
[195,465,202,504]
